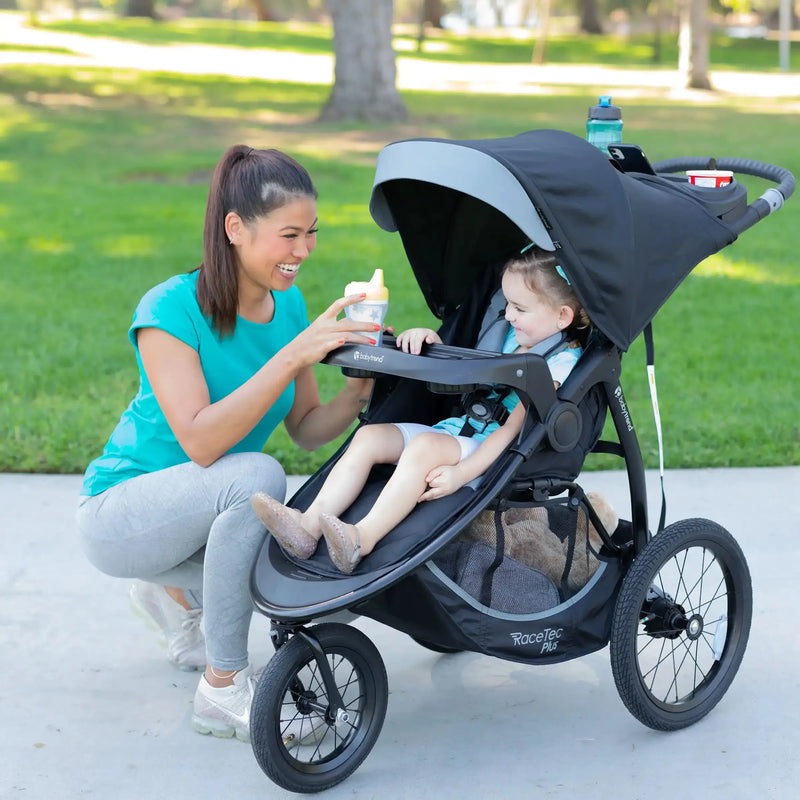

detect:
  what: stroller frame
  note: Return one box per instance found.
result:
[247,130,794,793]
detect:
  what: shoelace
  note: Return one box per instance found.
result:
[180,607,203,633]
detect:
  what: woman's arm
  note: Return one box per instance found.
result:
[419,402,526,501]
[283,368,373,451]
[285,324,444,451]
[138,295,377,467]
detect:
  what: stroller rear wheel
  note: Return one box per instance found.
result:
[610,518,752,731]
[250,623,388,793]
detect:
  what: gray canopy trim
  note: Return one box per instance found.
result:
[369,140,555,251]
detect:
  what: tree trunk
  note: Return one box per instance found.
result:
[321,0,407,122]
[578,0,603,34]
[651,0,663,64]
[249,0,278,22]
[678,0,712,90]
[420,0,443,26]
[125,0,158,19]
[416,0,444,52]
[532,0,552,65]
[416,0,444,51]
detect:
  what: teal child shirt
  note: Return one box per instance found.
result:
[81,271,309,496]
[432,328,582,442]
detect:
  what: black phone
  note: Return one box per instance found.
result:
[608,143,657,175]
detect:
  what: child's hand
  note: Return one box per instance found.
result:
[396,328,441,355]
[419,464,463,501]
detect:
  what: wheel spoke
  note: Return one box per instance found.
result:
[638,626,711,703]
[612,521,751,731]
[673,549,722,615]
[635,543,735,704]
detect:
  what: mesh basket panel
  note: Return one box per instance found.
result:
[434,541,559,614]
[461,499,602,596]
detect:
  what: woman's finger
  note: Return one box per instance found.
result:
[322,293,367,318]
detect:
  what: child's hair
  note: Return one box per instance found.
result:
[504,247,591,338]
[197,145,318,335]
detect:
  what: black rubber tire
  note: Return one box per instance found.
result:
[610,518,752,731]
[250,623,388,794]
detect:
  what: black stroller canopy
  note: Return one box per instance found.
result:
[370,129,738,350]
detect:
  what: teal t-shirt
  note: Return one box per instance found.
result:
[81,271,309,496]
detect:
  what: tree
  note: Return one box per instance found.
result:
[532,0,552,64]
[321,0,407,121]
[125,0,157,18]
[416,0,444,52]
[250,0,279,21]
[578,0,604,34]
[678,0,712,89]
[419,0,443,26]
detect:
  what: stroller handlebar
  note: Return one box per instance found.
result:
[652,157,795,237]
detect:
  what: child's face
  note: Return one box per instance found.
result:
[501,270,574,349]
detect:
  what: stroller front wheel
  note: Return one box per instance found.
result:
[610,518,752,731]
[250,622,388,793]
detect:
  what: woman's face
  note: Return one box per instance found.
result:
[502,270,573,349]
[230,196,318,294]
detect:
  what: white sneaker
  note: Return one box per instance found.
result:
[129,581,205,671]
[191,666,256,743]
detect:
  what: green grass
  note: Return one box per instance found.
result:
[0,42,77,55]
[1,33,798,475]
[31,15,794,72]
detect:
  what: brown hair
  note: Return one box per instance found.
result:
[196,145,317,335]
[504,247,591,338]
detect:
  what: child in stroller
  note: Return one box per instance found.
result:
[251,246,589,573]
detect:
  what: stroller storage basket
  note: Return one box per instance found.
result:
[358,489,629,665]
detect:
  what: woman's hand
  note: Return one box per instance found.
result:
[419,464,465,501]
[395,327,441,355]
[282,294,380,369]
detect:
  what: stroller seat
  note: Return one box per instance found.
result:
[260,274,614,585]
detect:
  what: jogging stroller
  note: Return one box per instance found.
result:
[248,129,794,793]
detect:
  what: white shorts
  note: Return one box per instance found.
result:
[391,422,481,462]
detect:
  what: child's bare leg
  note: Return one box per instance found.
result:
[354,432,462,554]
[301,424,405,534]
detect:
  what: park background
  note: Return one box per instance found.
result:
[1,0,798,479]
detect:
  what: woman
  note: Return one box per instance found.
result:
[76,145,379,742]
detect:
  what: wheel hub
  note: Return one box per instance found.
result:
[642,595,689,639]
[685,613,704,640]
[296,689,318,714]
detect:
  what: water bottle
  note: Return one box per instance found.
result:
[587,95,623,155]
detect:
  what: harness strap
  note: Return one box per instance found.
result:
[480,499,508,606]
[458,331,570,437]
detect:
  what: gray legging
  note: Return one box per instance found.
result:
[76,452,285,671]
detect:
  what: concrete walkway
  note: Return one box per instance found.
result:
[2,467,799,799]
[1,11,797,98]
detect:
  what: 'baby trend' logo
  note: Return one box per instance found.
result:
[353,350,385,364]
[614,385,634,432]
